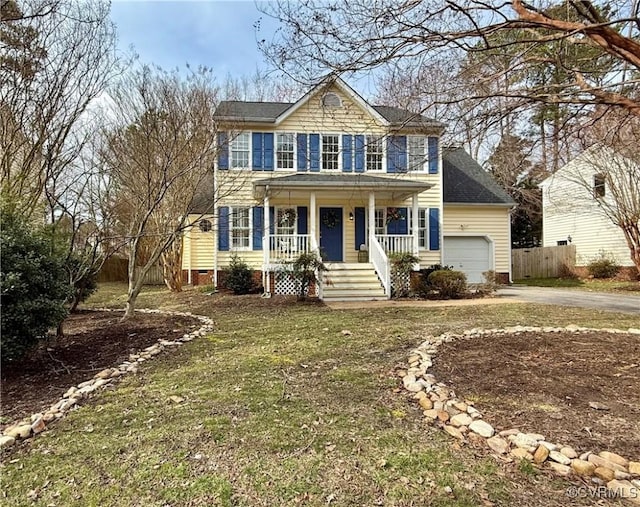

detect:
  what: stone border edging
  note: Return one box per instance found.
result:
[403,325,640,504]
[0,308,214,450]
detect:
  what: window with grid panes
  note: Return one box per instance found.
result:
[322,134,340,170]
[230,207,250,249]
[230,132,250,169]
[276,133,295,170]
[408,136,426,171]
[408,208,428,248]
[366,136,383,171]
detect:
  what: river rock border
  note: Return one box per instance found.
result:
[403,325,640,504]
[0,308,213,451]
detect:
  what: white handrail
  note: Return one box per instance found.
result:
[370,234,390,298]
[375,234,414,254]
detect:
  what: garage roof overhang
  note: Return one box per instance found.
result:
[254,173,432,201]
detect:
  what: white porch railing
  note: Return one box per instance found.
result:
[375,234,414,255]
[370,235,390,298]
[269,234,312,262]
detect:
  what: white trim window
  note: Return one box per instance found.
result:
[276,133,295,170]
[409,208,428,248]
[366,136,383,172]
[230,206,251,249]
[275,207,297,235]
[231,132,250,169]
[408,136,426,171]
[374,208,385,236]
[322,134,340,170]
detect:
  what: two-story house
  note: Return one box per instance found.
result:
[182,77,514,300]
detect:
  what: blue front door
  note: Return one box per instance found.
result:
[319,207,343,261]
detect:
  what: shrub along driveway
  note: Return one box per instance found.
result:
[1,286,639,506]
[498,286,640,315]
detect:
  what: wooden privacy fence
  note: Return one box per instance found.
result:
[512,245,576,279]
[98,257,165,285]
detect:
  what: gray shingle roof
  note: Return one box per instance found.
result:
[253,173,431,190]
[214,101,443,128]
[443,148,515,205]
[214,101,293,123]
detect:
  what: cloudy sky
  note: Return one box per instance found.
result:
[110,0,278,77]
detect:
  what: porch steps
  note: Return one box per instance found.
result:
[322,263,387,301]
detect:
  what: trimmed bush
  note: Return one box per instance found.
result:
[414,264,452,297]
[224,254,254,294]
[587,254,620,279]
[427,269,468,299]
[1,209,72,364]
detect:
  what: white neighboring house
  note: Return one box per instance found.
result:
[540,146,637,267]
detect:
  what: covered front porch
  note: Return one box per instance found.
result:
[253,174,433,299]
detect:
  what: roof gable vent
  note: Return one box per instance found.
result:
[322,92,342,109]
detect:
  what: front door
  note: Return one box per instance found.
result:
[319,207,343,261]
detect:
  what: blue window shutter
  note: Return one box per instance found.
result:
[354,207,365,250]
[354,135,365,173]
[252,206,264,250]
[387,136,407,173]
[386,137,397,173]
[252,132,263,170]
[297,133,307,171]
[309,134,320,172]
[342,135,352,172]
[397,136,407,172]
[263,133,274,171]
[297,206,308,234]
[218,206,229,251]
[429,208,440,250]
[428,137,439,174]
[269,206,275,234]
[386,207,408,234]
[217,132,228,170]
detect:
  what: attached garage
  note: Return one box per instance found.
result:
[443,236,493,284]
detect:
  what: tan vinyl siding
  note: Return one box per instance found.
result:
[278,85,387,134]
[542,157,633,266]
[443,205,512,274]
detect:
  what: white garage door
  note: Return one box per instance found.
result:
[443,236,492,284]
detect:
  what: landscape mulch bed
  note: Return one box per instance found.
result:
[1,310,201,427]
[432,330,640,460]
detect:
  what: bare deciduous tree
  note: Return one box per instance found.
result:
[1,0,122,218]
[101,65,246,318]
[260,1,640,116]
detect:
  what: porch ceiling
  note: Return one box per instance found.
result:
[253,173,432,201]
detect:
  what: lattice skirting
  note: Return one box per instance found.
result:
[274,273,317,297]
[391,272,411,296]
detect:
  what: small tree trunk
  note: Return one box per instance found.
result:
[161,239,183,292]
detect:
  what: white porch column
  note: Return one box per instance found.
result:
[368,191,375,244]
[412,194,419,257]
[310,192,317,251]
[264,193,270,293]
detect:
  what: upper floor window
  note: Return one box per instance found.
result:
[231,132,250,169]
[408,136,426,171]
[366,136,383,171]
[230,206,251,249]
[322,92,342,108]
[276,133,295,170]
[322,134,340,170]
[594,174,606,198]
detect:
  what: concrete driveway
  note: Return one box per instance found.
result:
[498,285,640,316]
